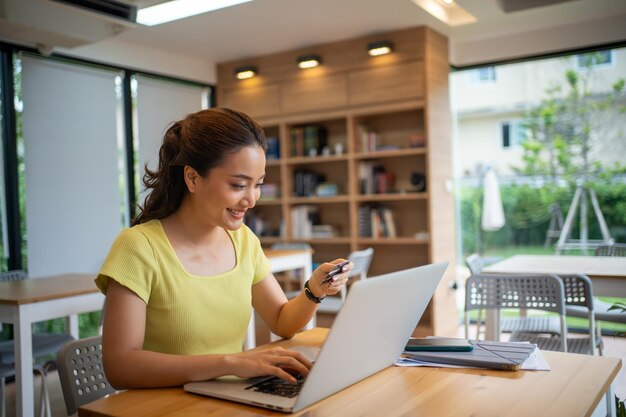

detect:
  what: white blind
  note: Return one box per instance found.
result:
[135,76,207,187]
[21,55,123,278]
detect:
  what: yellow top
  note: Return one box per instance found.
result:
[95,220,271,356]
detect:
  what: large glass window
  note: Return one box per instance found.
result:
[451,46,626,260]
[20,55,124,277]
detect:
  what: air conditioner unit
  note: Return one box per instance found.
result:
[0,0,138,51]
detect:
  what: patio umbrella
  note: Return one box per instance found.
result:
[481,168,505,231]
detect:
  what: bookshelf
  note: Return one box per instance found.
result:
[217,26,457,337]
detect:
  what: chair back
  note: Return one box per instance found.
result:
[57,336,115,415]
[595,243,626,257]
[465,254,485,275]
[465,273,565,315]
[560,274,594,310]
[347,247,374,279]
[0,270,27,282]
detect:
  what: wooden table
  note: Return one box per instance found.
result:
[78,327,622,417]
[482,255,626,297]
[0,274,104,417]
[244,248,314,349]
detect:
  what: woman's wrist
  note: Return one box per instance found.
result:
[304,280,325,303]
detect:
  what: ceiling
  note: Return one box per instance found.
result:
[114,0,626,66]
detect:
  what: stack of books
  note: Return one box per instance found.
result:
[358,205,397,238]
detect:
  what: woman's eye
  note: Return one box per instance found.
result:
[231,184,247,190]
[255,183,264,189]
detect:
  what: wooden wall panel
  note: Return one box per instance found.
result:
[282,74,347,114]
[348,61,424,106]
[219,85,281,118]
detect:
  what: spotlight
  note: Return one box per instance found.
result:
[297,54,321,69]
[367,40,393,57]
[234,66,257,80]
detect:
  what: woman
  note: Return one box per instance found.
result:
[96,108,351,389]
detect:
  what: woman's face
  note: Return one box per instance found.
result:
[185,145,266,230]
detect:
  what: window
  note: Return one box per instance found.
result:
[501,120,526,149]
[576,50,613,69]
[467,66,496,83]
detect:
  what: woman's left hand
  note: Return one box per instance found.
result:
[308,259,353,298]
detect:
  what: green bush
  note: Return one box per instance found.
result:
[459,181,626,257]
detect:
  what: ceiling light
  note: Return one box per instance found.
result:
[368,40,394,57]
[297,54,321,69]
[411,0,477,26]
[137,0,253,26]
[234,66,257,80]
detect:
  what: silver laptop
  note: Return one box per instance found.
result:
[184,262,448,413]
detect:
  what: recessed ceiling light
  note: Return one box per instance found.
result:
[411,0,477,26]
[137,0,253,26]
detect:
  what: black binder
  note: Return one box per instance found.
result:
[400,340,536,371]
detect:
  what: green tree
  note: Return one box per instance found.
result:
[517,52,626,186]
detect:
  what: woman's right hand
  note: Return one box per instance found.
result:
[224,347,313,383]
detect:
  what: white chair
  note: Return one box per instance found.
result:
[57,336,116,416]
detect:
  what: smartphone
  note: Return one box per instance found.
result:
[404,338,474,352]
[322,260,350,284]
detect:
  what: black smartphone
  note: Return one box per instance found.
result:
[405,338,474,352]
[322,260,350,284]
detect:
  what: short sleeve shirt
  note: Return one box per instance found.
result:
[95,220,271,355]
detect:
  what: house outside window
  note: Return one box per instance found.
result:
[501,120,526,149]
[467,66,496,84]
[576,50,613,69]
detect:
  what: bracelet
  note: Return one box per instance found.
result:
[304,280,325,304]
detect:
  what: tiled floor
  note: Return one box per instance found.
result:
[2,324,625,417]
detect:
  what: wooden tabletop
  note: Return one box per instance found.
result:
[0,273,98,305]
[78,328,622,417]
[482,255,626,279]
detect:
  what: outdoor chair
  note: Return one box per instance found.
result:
[465,255,560,339]
[595,243,626,257]
[465,273,600,355]
[509,274,601,355]
[57,336,116,416]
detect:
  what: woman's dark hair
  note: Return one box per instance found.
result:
[132,107,267,226]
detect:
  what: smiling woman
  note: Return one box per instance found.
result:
[95,107,353,389]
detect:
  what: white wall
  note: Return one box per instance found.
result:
[59,38,217,84]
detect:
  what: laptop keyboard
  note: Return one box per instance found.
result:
[245,374,306,398]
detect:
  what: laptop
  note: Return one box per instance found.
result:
[184,261,448,413]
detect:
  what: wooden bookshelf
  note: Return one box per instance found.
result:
[218,26,457,337]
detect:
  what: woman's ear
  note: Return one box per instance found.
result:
[183,166,199,192]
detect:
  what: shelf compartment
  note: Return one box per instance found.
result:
[288,195,350,204]
[289,162,349,198]
[290,203,350,240]
[287,155,349,164]
[356,192,427,202]
[287,118,348,158]
[353,108,425,153]
[358,200,428,240]
[357,153,427,195]
[354,147,427,160]
[245,205,283,240]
